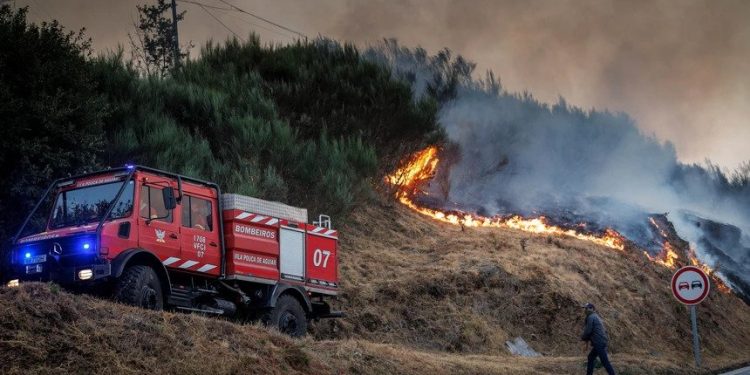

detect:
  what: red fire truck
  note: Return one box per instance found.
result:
[0,166,341,336]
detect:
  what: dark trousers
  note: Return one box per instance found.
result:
[586,344,615,375]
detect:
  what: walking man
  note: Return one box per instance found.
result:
[581,303,616,375]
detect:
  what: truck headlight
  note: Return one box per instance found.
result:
[6,279,19,287]
[78,269,93,280]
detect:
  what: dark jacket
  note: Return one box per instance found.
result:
[581,312,609,347]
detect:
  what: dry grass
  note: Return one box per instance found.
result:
[1,194,749,374]
[0,283,713,375]
[312,195,750,372]
[0,283,700,375]
[0,283,331,375]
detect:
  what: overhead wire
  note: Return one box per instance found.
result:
[177,0,233,12]
[178,0,302,42]
[213,7,296,41]
[216,0,306,39]
[195,3,244,42]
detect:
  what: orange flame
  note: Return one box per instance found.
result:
[386,146,626,250]
[687,247,731,294]
[387,146,440,188]
[649,217,670,239]
[644,242,679,269]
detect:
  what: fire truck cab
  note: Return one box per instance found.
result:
[1,166,341,336]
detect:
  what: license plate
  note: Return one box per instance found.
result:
[23,254,46,265]
[25,264,43,274]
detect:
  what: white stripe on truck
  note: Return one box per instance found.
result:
[179,260,198,269]
[196,264,217,273]
[235,212,252,220]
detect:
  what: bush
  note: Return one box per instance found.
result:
[0,6,106,241]
[91,36,418,217]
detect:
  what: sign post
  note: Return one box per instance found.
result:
[671,266,710,368]
[690,305,701,367]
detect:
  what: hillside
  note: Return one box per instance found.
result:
[3,196,750,374]
[313,196,750,365]
[0,285,691,375]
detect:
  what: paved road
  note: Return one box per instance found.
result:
[722,366,750,375]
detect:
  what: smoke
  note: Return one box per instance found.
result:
[438,90,750,223]
[440,94,674,213]
[324,0,750,170]
[671,212,750,303]
[438,85,750,298]
[366,41,750,298]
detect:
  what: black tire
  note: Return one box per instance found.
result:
[263,295,308,337]
[114,265,163,310]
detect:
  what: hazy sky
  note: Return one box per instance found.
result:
[16,0,750,170]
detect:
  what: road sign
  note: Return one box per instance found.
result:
[671,265,711,368]
[671,266,710,305]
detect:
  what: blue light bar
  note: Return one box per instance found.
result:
[82,243,90,250]
[25,252,31,259]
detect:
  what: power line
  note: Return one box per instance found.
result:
[216,0,306,39]
[196,3,243,42]
[177,0,233,12]
[178,0,306,42]
[214,7,296,41]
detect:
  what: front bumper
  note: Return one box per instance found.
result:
[3,260,111,285]
[3,234,113,286]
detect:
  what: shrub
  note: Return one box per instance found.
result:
[0,6,106,240]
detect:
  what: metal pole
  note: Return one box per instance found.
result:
[690,305,702,367]
[171,0,180,66]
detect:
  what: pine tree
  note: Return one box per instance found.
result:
[129,0,187,76]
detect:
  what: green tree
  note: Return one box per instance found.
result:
[129,0,187,76]
[0,5,106,240]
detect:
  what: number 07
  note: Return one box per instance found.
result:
[313,249,331,268]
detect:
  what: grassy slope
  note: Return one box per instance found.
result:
[1,195,749,374]
[313,195,750,371]
[0,284,703,375]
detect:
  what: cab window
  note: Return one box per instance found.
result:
[49,180,134,229]
[139,186,173,223]
[181,195,212,231]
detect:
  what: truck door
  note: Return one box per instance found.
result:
[179,194,221,276]
[279,225,305,283]
[137,182,181,263]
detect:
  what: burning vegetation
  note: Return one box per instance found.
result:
[386,146,626,250]
[386,146,734,294]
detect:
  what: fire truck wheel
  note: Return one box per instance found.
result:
[264,295,307,337]
[114,265,164,310]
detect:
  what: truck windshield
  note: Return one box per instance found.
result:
[49,180,134,229]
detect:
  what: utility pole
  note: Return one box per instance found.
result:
[170,0,180,66]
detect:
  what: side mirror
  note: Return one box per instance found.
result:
[162,187,177,210]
